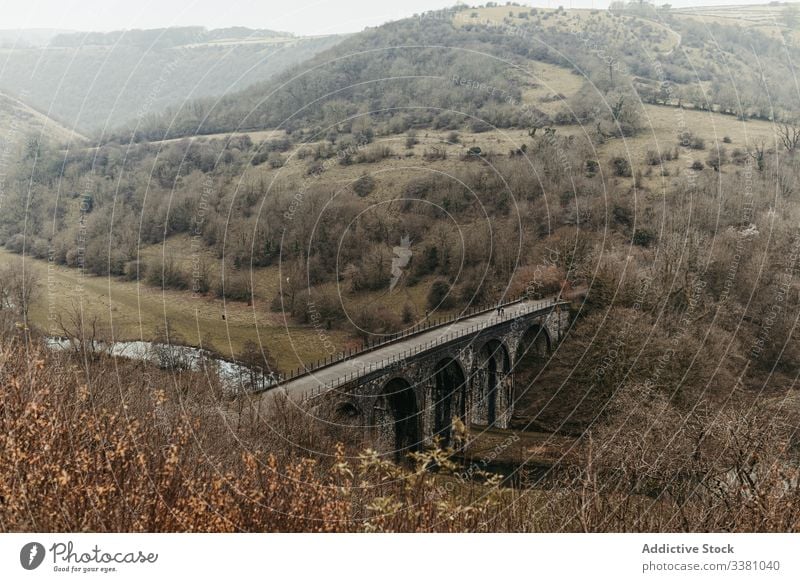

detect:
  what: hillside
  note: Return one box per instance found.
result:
[674,2,800,36]
[118,3,800,143]
[0,2,798,423]
[0,27,343,134]
[0,29,72,48]
[0,90,85,160]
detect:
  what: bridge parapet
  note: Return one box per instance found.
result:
[300,298,568,403]
[274,296,561,388]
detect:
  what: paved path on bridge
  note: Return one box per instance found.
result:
[273,297,559,403]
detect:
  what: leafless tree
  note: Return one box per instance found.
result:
[747,139,767,171]
[150,321,191,371]
[237,339,278,392]
[54,299,108,359]
[0,260,40,322]
[777,123,800,154]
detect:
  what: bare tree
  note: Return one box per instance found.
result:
[0,260,40,322]
[747,139,767,171]
[55,299,108,359]
[150,320,191,371]
[777,123,800,154]
[237,339,278,392]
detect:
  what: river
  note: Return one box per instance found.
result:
[44,337,278,394]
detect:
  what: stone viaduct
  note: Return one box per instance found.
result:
[265,297,570,458]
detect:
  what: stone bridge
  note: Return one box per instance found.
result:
[266,297,570,458]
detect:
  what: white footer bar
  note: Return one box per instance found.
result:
[1,533,796,581]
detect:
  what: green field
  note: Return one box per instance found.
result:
[0,240,450,371]
[0,248,355,371]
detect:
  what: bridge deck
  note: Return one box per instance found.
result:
[273,297,562,403]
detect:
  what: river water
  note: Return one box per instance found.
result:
[44,337,278,394]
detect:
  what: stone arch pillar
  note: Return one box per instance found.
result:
[473,338,512,427]
[428,357,468,447]
[510,322,552,415]
[372,376,421,461]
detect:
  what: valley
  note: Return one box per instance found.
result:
[1,1,800,534]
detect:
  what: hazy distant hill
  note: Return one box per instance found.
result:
[0,29,72,48]
[47,26,292,48]
[0,91,83,151]
[0,27,343,134]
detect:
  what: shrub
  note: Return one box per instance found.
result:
[423,147,447,161]
[28,238,49,260]
[404,177,431,198]
[612,204,633,226]
[215,270,252,302]
[267,152,285,168]
[633,229,656,247]
[353,174,376,197]
[731,148,749,165]
[262,137,291,152]
[123,260,147,282]
[469,119,492,133]
[706,148,728,171]
[645,149,663,166]
[4,233,26,254]
[679,131,705,150]
[355,145,393,163]
[2,338,538,532]
[146,256,189,290]
[427,278,454,310]
[306,160,324,175]
[610,156,632,177]
[351,305,402,339]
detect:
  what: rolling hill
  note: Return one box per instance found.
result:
[0,27,343,135]
[115,2,800,143]
[0,89,85,158]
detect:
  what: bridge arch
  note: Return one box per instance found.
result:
[516,324,551,363]
[475,338,512,426]
[512,324,551,406]
[374,377,421,461]
[334,400,361,420]
[431,358,468,447]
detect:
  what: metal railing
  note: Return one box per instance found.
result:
[274,295,544,385]
[283,296,567,404]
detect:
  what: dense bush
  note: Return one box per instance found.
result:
[353,174,376,197]
[146,256,190,290]
[610,156,632,177]
[427,278,454,310]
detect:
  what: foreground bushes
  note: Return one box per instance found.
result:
[0,338,509,532]
[1,334,799,532]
